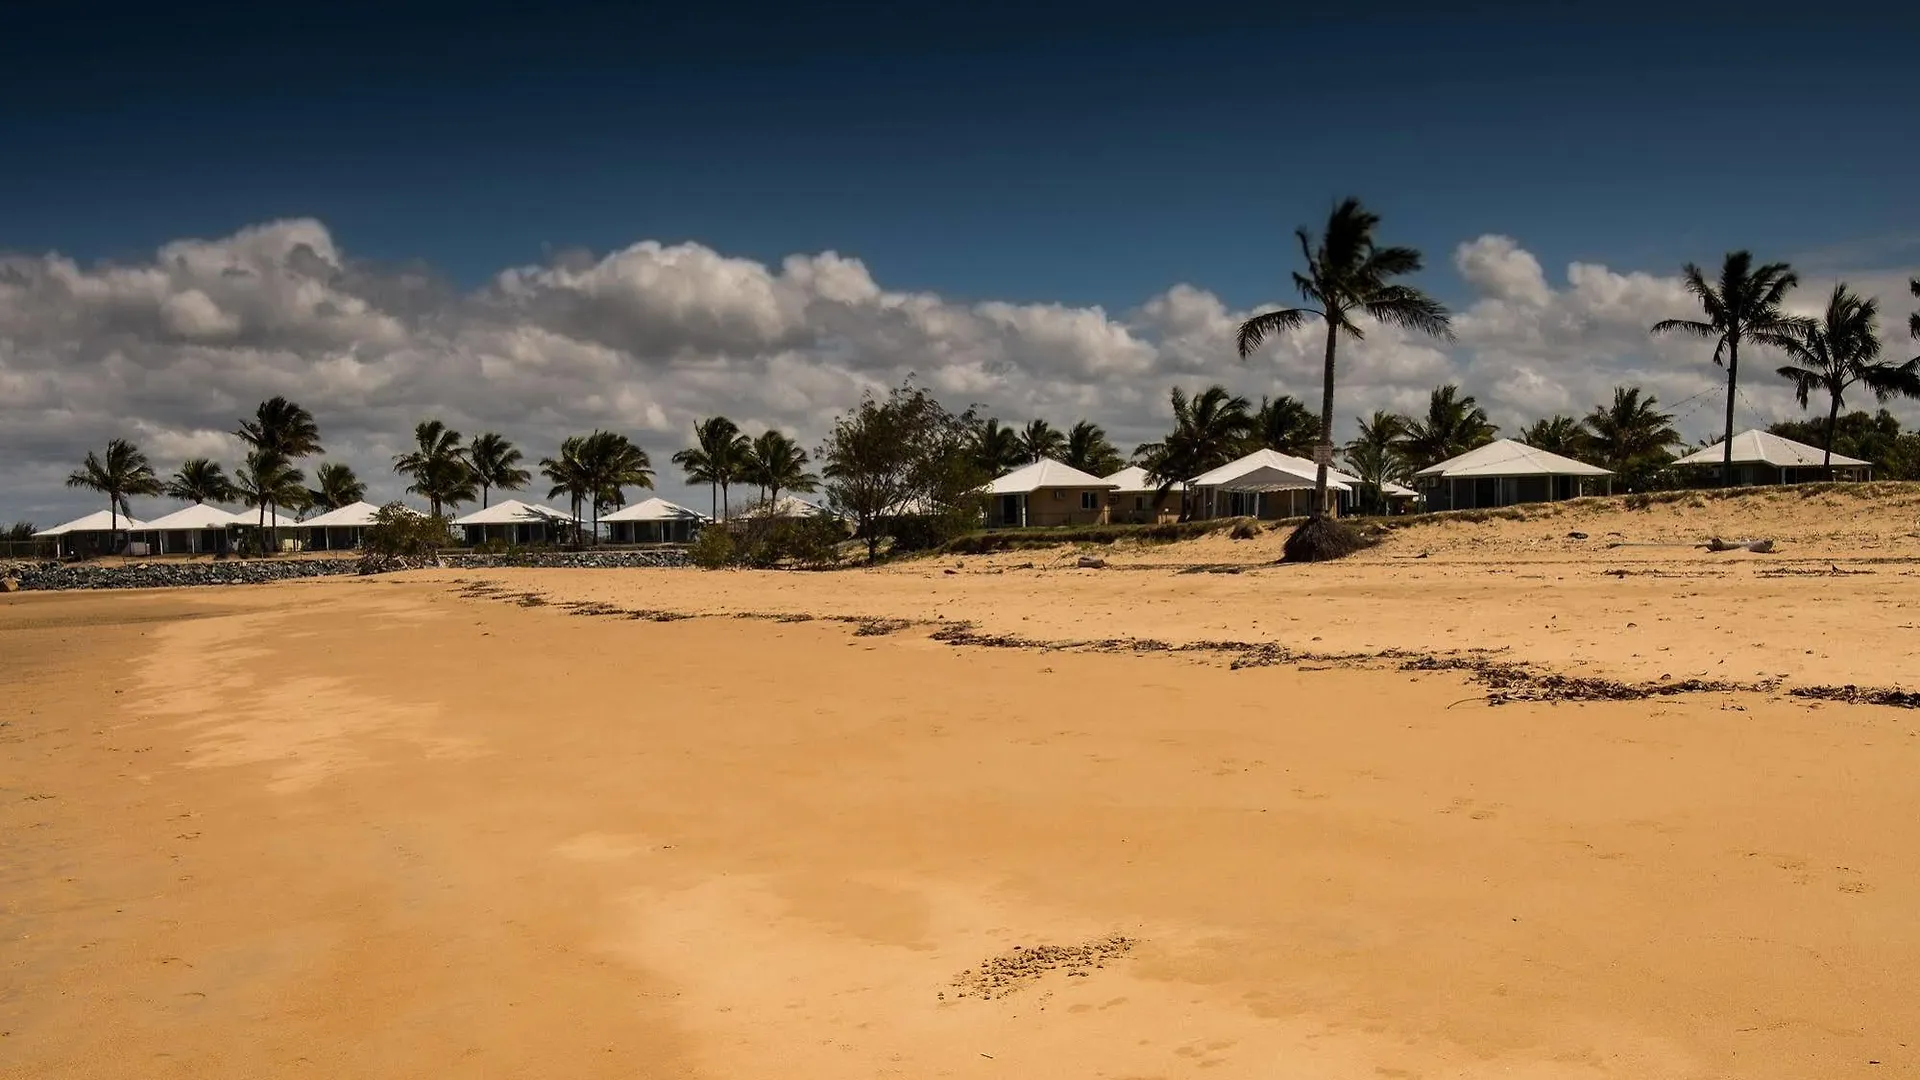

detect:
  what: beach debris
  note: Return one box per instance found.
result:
[1076,556,1107,569]
[0,576,18,593]
[948,935,1136,1001]
[1705,537,1776,553]
[1567,531,1588,540]
[1788,685,1920,709]
[1229,521,1259,541]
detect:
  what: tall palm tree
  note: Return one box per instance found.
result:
[234,450,308,550]
[393,420,474,517]
[1396,385,1497,471]
[1063,420,1124,477]
[163,458,238,505]
[1651,252,1804,487]
[671,417,751,520]
[65,439,162,541]
[1249,394,1320,456]
[1236,198,1452,519]
[1775,284,1920,477]
[1519,415,1589,458]
[578,430,656,541]
[1017,419,1068,463]
[541,436,592,547]
[971,419,1025,476]
[234,397,322,537]
[465,432,531,508]
[1341,411,1408,514]
[307,462,368,511]
[744,429,819,507]
[1584,386,1681,490]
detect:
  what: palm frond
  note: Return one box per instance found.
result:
[1235,308,1311,359]
[1362,286,1453,340]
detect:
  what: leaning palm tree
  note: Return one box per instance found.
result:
[1775,284,1920,478]
[1017,419,1068,463]
[541,436,593,547]
[234,450,307,552]
[1652,252,1804,487]
[1396,385,1497,471]
[1237,198,1452,559]
[394,420,471,517]
[163,458,238,505]
[1519,415,1590,458]
[465,432,531,508]
[235,397,322,538]
[1063,420,1124,477]
[971,419,1026,476]
[671,417,751,521]
[307,462,368,511]
[66,439,163,544]
[743,429,818,508]
[1584,386,1681,490]
[574,430,656,541]
[1341,411,1408,514]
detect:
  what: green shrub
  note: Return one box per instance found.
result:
[688,526,736,569]
[363,503,453,557]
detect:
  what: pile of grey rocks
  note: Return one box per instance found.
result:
[2,559,364,591]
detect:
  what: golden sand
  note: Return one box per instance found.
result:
[4,490,1918,1078]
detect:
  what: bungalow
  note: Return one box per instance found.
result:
[1187,449,1365,519]
[299,501,394,551]
[227,507,307,554]
[599,497,706,544]
[33,509,149,558]
[1670,429,1870,485]
[1414,439,1612,510]
[453,499,577,547]
[1101,465,1182,524]
[985,458,1117,528]
[138,503,235,555]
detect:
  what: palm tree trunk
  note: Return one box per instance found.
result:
[721,482,730,521]
[1721,337,1740,488]
[1314,318,1338,517]
[710,482,718,522]
[110,496,119,557]
[1824,391,1841,481]
[257,501,266,554]
[483,483,491,508]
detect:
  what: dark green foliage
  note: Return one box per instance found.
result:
[1768,410,1920,479]
[938,517,1245,555]
[687,526,736,569]
[822,382,988,561]
[363,503,451,557]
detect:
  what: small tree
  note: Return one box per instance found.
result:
[362,503,450,558]
[822,383,985,560]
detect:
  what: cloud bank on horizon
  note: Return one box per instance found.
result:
[3,219,1916,521]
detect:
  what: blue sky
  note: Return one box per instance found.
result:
[3,2,1917,523]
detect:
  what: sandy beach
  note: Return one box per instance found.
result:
[5,490,1919,1079]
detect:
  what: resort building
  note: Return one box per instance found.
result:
[599,497,706,544]
[33,509,149,558]
[985,458,1117,528]
[1101,465,1182,524]
[1670,429,1871,484]
[138,503,236,555]
[1414,439,1612,510]
[299,501,391,551]
[453,499,577,547]
[1186,449,1417,519]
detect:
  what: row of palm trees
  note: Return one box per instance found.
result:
[668,417,820,520]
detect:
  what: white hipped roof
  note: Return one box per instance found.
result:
[987,457,1117,495]
[1672,429,1869,469]
[226,506,305,528]
[300,501,396,529]
[453,498,579,526]
[1218,464,1322,492]
[600,496,707,523]
[141,503,236,531]
[1190,449,1354,492]
[1413,439,1612,479]
[34,509,148,536]
[1102,465,1184,494]
[740,495,827,518]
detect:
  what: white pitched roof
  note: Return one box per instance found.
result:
[987,458,1117,495]
[1413,439,1611,478]
[453,498,578,525]
[141,503,237,531]
[34,509,148,536]
[300,501,397,528]
[600,496,707,522]
[1216,463,1322,492]
[740,495,827,518]
[1102,465,1184,494]
[226,506,305,528]
[1672,429,1868,469]
[1189,449,1355,492]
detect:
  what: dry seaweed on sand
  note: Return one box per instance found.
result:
[947,935,1136,1001]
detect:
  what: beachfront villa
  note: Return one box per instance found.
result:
[1185,449,1418,519]
[1670,429,1871,485]
[985,458,1118,528]
[600,497,706,543]
[1101,465,1182,524]
[1414,439,1613,510]
[137,503,235,555]
[453,499,577,546]
[33,509,149,558]
[298,501,393,551]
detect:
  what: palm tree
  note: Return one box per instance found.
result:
[1396,385,1497,471]
[671,417,751,520]
[1519,415,1590,458]
[1236,198,1452,526]
[234,450,308,550]
[1584,387,1681,490]
[1017,419,1068,463]
[1063,421,1124,477]
[744,430,819,507]
[65,439,162,542]
[1775,284,1920,477]
[307,462,368,511]
[234,396,322,537]
[1911,278,1919,350]
[541,436,592,546]
[394,420,474,517]
[571,430,656,542]
[1341,411,1408,514]
[1651,252,1804,487]
[1249,395,1320,456]
[1134,385,1255,515]
[971,419,1025,476]
[465,432,531,508]
[163,458,238,505]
